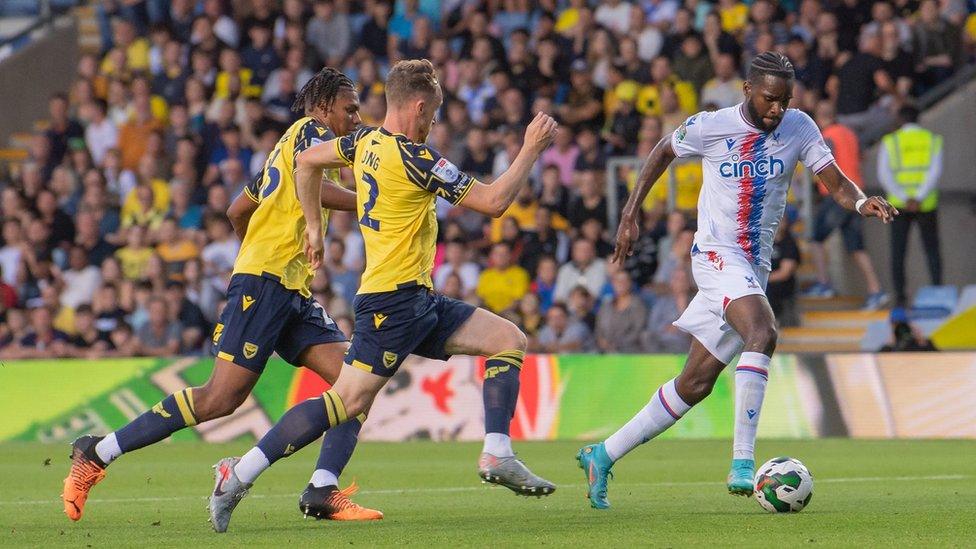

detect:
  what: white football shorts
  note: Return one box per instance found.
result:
[673,246,771,364]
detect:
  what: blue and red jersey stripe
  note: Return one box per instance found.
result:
[734,132,770,264]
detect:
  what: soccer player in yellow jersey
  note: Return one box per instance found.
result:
[63,68,382,528]
[216,60,560,514]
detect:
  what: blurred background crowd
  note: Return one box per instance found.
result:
[0,0,973,358]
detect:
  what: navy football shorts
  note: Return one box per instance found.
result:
[212,273,347,373]
[345,285,476,376]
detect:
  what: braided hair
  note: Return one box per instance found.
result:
[291,67,355,114]
[747,51,795,83]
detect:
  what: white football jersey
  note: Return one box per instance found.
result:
[670,105,834,270]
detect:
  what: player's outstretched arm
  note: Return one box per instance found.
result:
[611,134,678,263]
[459,112,558,217]
[816,162,898,223]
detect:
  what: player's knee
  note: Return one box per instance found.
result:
[744,325,778,354]
[510,328,528,353]
[192,385,246,421]
[492,320,527,354]
[677,372,716,405]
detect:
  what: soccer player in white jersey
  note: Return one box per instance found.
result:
[576,52,897,509]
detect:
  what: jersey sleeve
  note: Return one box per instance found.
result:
[797,111,834,174]
[334,126,375,166]
[292,120,335,165]
[242,172,262,203]
[670,112,706,158]
[397,141,476,206]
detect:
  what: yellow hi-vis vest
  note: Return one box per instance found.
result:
[882,127,941,212]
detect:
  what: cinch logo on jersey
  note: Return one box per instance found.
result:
[719,155,785,178]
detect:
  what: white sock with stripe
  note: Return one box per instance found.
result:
[234,447,270,485]
[732,351,771,461]
[94,432,122,464]
[603,378,691,461]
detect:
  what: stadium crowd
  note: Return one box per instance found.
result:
[0,0,973,358]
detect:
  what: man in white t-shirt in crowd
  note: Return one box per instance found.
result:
[577,52,897,510]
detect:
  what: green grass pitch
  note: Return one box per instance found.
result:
[2,439,974,547]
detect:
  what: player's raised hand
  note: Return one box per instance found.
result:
[611,213,640,264]
[523,112,558,155]
[858,196,898,224]
[303,226,325,271]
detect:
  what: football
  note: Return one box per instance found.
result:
[753,457,814,513]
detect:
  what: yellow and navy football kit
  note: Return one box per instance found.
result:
[213,117,346,373]
[335,126,478,376]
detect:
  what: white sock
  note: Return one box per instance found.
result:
[604,378,691,461]
[482,433,514,457]
[309,469,339,488]
[732,351,771,461]
[234,447,270,485]
[94,432,122,464]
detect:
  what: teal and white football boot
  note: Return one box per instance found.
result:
[727,458,755,496]
[576,443,614,509]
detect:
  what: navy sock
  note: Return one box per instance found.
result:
[483,350,524,435]
[315,413,365,478]
[257,389,347,465]
[116,389,198,453]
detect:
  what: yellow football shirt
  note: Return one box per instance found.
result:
[334,126,477,294]
[233,117,335,297]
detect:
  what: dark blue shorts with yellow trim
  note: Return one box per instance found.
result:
[346,285,477,376]
[212,273,347,374]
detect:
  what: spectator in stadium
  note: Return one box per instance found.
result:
[554,238,608,303]
[434,239,480,299]
[115,225,153,281]
[558,60,605,132]
[700,53,744,110]
[532,255,559,313]
[603,79,642,156]
[70,304,112,356]
[579,218,613,259]
[567,284,597,331]
[533,301,593,353]
[81,98,118,167]
[596,270,647,354]
[831,30,896,145]
[804,101,888,310]
[0,218,25,286]
[566,170,608,231]
[459,127,495,180]
[912,0,962,94]
[58,246,102,310]
[164,281,208,354]
[673,35,714,94]
[477,242,530,314]
[515,292,545,345]
[16,306,71,358]
[538,164,570,219]
[878,105,944,307]
[155,217,199,281]
[306,0,352,68]
[642,263,693,353]
[136,296,181,357]
[324,239,359,308]
[767,217,802,327]
[0,266,16,310]
[541,128,579,187]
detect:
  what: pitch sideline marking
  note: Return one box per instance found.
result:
[0,474,967,507]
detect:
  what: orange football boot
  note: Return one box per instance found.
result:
[62,435,108,521]
[298,481,383,521]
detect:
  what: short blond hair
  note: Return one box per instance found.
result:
[385,59,441,107]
